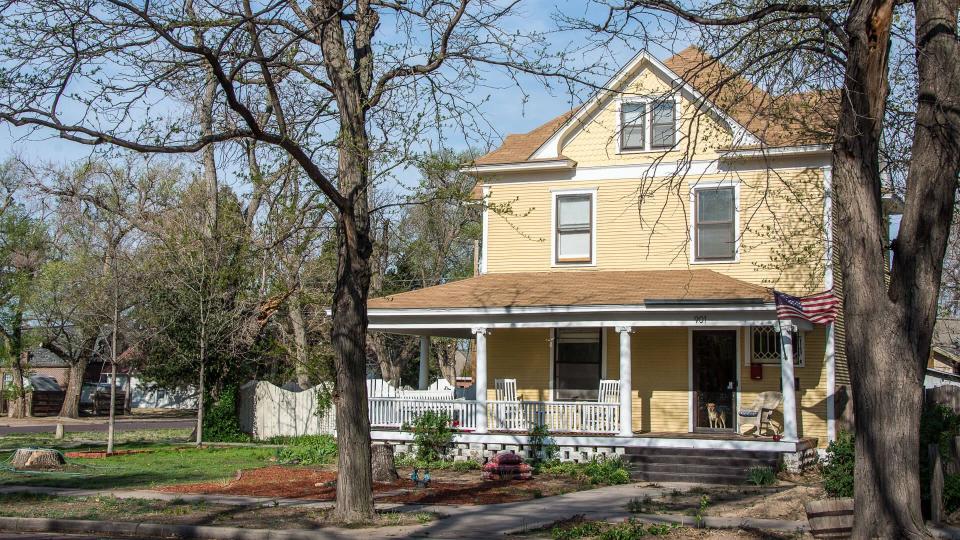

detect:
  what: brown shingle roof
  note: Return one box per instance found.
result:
[473,110,577,165]
[471,46,837,165]
[368,270,771,310]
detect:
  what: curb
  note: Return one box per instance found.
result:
[503,511,809,535]
[0,516,350,539]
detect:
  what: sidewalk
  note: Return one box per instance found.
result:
[0,417,195,435]
[0,483,810,539]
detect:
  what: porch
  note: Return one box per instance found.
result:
[367,270,828,452]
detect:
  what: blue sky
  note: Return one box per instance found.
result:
[0,0,688,186]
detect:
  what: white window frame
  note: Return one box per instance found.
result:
[689,182,740,264]
[616,95,681,154]
[549,327,607,401]
[551,188,597,267]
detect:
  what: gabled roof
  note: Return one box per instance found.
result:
[472,46,837,166]
[368,269,771,310]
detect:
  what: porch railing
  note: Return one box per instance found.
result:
[368,397,477,430]
[489,400,620,434]
[368,397,620,434]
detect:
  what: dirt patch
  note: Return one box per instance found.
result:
[158,466,581,505]
[64,449,153,459]
[631,483,824,522]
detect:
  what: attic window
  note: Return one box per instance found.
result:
[619,98,678,152]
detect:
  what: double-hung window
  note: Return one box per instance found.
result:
[651,100,677,148]
[620,102,646,150]
[555,193,593,264]
[554,328,602,400]
[694,186,736,261]
[619,98,677,151]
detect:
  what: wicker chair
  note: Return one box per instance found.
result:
[738,391,783,436]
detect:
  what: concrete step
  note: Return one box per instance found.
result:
[622,447,783,460]
[627,462,760,477]
[622,454,779,469]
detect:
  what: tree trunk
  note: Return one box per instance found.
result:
[835,0,960,537]
[330,219,374,522]
[59,357,88,418]
[371,443,399,482]
[196,341,205,447]
[289,293,312,389]
[8,351,27,418]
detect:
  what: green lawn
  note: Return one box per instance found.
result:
[0,428,193,450]
[0,445,276,489]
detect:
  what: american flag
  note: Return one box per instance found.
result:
[774,289,839,324]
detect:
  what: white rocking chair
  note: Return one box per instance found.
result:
[494,378,524,430]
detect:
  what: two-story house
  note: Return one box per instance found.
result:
[365,46,843,480]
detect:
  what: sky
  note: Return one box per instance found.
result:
[0,0,687,190]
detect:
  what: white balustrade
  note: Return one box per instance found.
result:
[488,400,620,434]
[368,397,477,430]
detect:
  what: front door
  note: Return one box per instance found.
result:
[692,329,738,432]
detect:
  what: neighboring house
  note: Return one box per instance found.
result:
[926,319,960,388]
[363,47,849,475]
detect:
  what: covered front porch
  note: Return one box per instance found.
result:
[367,270,823,452]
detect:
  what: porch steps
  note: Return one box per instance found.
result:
[622,447,781,485]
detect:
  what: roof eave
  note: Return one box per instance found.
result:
[460,158,577,175]
[718,144,833,160]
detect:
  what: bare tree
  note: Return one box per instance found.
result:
[0,0,582,519]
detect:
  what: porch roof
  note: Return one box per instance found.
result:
[369,269,771,310]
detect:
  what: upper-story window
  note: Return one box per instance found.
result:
[619,98,677,152]
[555,192,594,264]
[693,186,736,261]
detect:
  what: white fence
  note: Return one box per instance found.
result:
[238,381,335,440]
[368,397,477,430]
[489,401,620,434]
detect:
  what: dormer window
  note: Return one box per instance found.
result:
[554,190,595,265]
[619,98,678,152]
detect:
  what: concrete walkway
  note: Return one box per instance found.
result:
[0,483,810,539]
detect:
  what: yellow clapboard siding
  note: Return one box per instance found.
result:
[485,167,826,295]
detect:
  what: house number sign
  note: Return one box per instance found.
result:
[693,315,707,324]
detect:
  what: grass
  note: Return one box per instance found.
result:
[0,493,439,529]
[0,445,275,489]
[0,428,194,449]
[546,516,679,540]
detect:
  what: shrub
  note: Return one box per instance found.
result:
[202,386,250,442]
[528,423,558,463]
[945,474,960,513]
[403,410,454,462]
[584,456,630,485]
[276,435,338,465]
[747,465,777,486]
[542,456,629,485]
[921,404,960,507]
[822,430,855,497]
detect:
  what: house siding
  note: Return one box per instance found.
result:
[485,168,827,295]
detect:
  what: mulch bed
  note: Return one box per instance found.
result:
[157,466,575,505]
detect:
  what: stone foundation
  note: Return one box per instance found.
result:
[384,440,622,463]
[781,438,819,473]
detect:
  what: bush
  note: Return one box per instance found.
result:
[747,465,777,486]
[945,474,960,513]
[276,434,338,465]
[921,405,960,508]
[202,386,250,442]
[403,410,454,462]
[528,423,558,463]
[822,430,855,497]
[541,456,630,485]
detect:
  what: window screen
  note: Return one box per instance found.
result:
[620,102,646,150]
[556,194,592,263]
[695,187,736,260]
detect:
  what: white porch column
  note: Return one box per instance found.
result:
[473,327,488,433]
[418,336,430,390]
[778,321,799,442]
[616,326,633,437]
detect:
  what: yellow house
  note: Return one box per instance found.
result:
[367,47,841,478]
